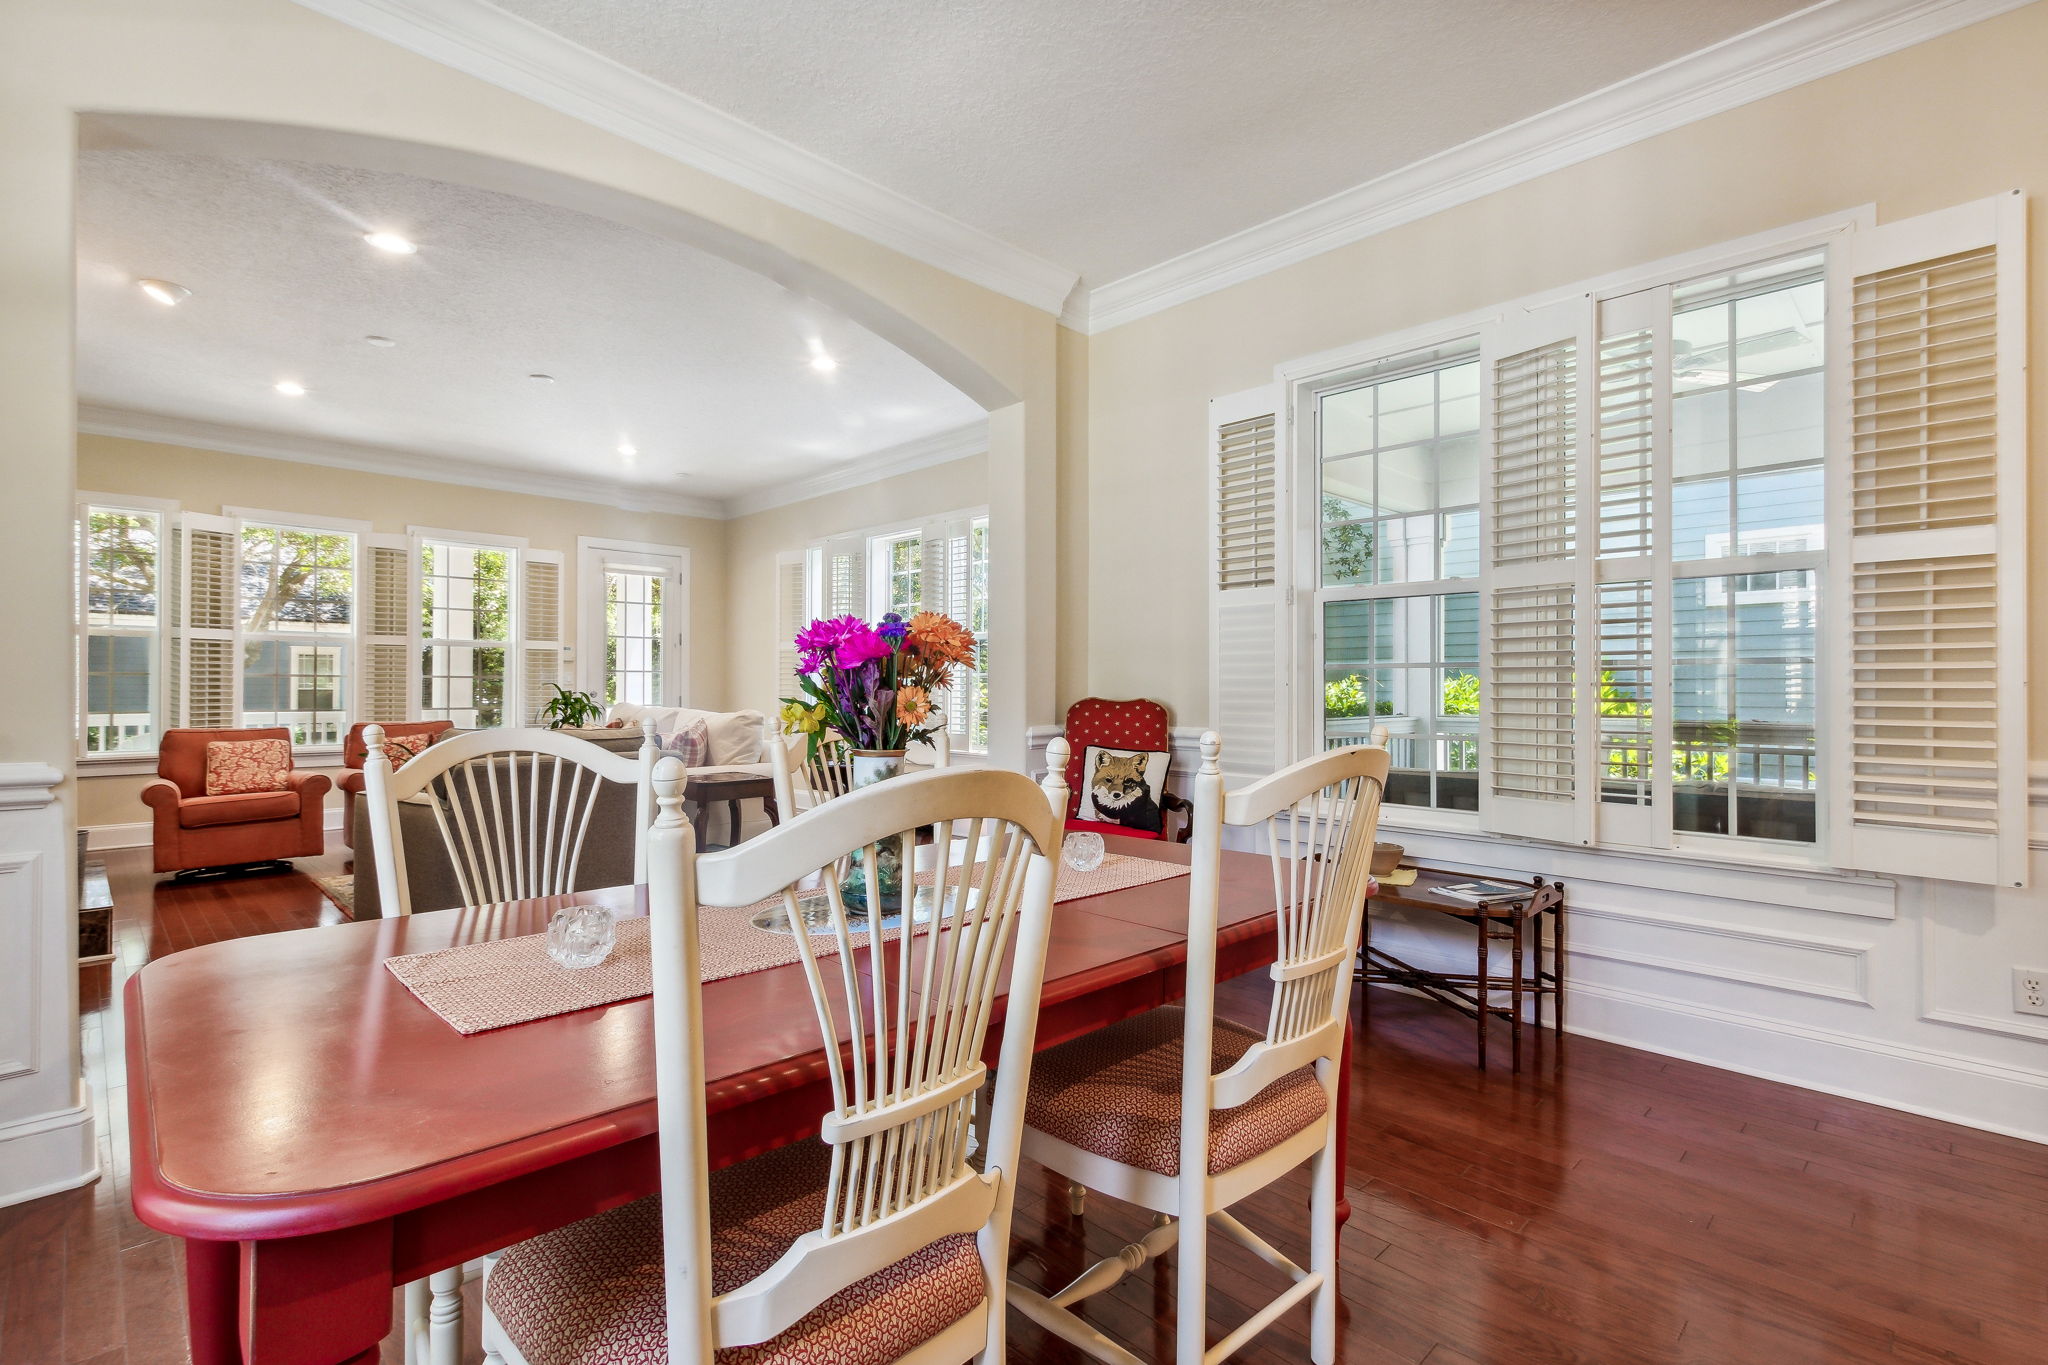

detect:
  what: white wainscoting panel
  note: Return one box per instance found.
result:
[0,763,97,1208]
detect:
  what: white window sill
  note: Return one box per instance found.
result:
[1374,813,1897,918]
[78,744,348,779]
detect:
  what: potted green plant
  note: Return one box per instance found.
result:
[537,683,604,730]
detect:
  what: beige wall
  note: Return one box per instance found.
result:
[1082,1,2048,744]
[722,453,988,715]
[74,432,727,826]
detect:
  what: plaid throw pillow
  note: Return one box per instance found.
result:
[659,718,710,769]
[204,738,292,795]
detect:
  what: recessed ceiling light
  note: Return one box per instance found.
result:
[809,353,838,373]
[363,231,418,255]
[274,380,307,397]
[617,442,638,458]
[529,373,556,383]
[137,279,190,307]
[364,335,396,348]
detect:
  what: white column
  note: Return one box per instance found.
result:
[0,763,96,1207]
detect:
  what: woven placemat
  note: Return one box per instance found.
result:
[386,853,1189,1035]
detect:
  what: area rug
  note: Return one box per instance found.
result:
[313,874,355,914]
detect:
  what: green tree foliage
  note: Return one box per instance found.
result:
[1320,496,1374,581]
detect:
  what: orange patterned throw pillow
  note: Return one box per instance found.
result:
[382,732,434,769]
[203,738,293,796]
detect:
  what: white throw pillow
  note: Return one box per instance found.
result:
[605,703,765,766]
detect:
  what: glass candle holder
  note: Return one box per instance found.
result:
[1062,830,1106,873]
[545,904,617,969]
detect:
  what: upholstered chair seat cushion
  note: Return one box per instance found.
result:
[486,1139,986,1365]
[1024,1006,1326,1177]
[176,790,302,829]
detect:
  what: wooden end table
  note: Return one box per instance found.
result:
[1357,865,1566,1072]
[682,769,778,850]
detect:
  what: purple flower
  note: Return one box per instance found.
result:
[877,612,909,644]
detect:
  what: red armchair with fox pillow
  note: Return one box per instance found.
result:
[141,727,331,874]
[1058,697,1194,843]
[337,720,454,848]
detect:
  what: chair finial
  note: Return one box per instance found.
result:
[363,723,389,770]
[653,755,687,823]
[1042,736,1072,821]
[1199,730,1222,775]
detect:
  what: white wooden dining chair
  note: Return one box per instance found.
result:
[361,721,656,1365]
[361,721,658,917]
[1010,734,1388,1365]
[480,758,1063,1365]
[770,730,951,819]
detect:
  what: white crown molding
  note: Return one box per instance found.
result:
[290,0,1077,316]
[722,421,990,519]
[76,404,729,519]
[1071,0,2034,333]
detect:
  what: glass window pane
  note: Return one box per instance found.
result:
[1320,386,1374,459]
[1672,303,1730,393]
[1672,477,1731,561]
[85,510,160,628]
[240,640,347,745]
[1671,573,1816,843]
[1375,513,1437,584]
[242,525,354,634]
[1734,370,1823,470]
[1673,389,1728,480]
[1434,436,1480,508]
[1322,594,1478,811]
[1733,280,1824,381]
[1375,372,1436,446]
[604,569,664,707]
[1320,519,1375,587]
[83,632,155,753]
[1439,510,1479,580]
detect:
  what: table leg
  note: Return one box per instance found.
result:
[764,794,780,827]
[1474,914,1489,1071]
[691,800,709,850]
[240,1220,393,1365]
[1555,902,1567,1042]
[728,798,743,849]
[1511,916,1525,1075]
[185,1239,240,1365]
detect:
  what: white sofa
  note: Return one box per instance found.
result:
[604,702,775,844]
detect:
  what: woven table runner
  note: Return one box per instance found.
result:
[385,852,1190,1035]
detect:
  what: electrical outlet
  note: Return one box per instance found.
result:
[2015,967,2048,1016]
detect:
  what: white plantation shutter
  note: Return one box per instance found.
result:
[823,535,866,617]
[1480,299,1597,844]
[1824,193,2027,886]
[168,511,238,729]
[519,549,565,725]
[918,518,978,741]
[774,552,807,702]
[1209,383,1292,784]
[1590,286,1674,849]
[357,531,416,723]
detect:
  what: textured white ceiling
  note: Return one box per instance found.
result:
[75,150,986,503]
[485,0,1810,286]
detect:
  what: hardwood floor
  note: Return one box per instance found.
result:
[5,839,2046,1363]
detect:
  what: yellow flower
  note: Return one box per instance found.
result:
[896,685,932,725]
[779,700,825,735]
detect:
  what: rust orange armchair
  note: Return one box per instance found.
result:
[337,719,454,848]
[141,727,330,875]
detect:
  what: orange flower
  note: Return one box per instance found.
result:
[896,684,932,725]
[906,612,977,669]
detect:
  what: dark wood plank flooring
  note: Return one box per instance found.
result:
[3,838,2044,1363]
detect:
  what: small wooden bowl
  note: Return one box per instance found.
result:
[1370,842,1405,876]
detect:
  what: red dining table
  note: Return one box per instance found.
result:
[125,836,1355,1365]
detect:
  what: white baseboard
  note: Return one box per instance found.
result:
[1564,980,2048,1147]
[87,807,345,852]
[0,1092,99,1211]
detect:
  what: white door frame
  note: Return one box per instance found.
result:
[576,537,691,708]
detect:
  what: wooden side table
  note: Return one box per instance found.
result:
[1357,865,1566,1071]
[682,769,779,850]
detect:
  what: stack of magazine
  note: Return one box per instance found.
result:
[1430,878,1529,906]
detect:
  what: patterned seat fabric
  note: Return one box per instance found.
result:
[486,1139,987,1365]
[1025,1007,1327,1177]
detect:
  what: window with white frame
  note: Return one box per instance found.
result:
[419,538,515,730]
[238,521,355,746]
[1310,344,1482,812]
[603,568,664,706]
[798,509,991,749]
[1209,195,2028,886]
[77,501,165,755]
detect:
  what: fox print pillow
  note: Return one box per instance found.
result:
[1075,745,1171,835]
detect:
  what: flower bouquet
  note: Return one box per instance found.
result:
[779,610,977,774]
[778,610,977,918]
